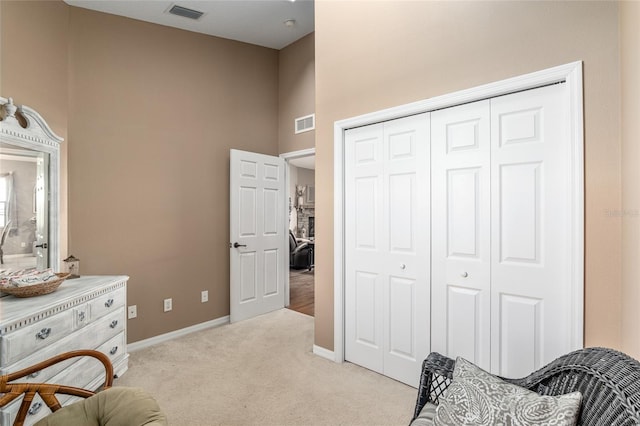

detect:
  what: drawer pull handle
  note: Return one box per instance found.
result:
[28,371,41,379]
[78,311,86,321]
[109,320,119,329]
[105,298,114,308]
[110,346,118,355]
[36,328,51,340]
[28,402,43,416]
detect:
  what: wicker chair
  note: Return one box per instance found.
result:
[0,350,113,426]
[412,347,640,426]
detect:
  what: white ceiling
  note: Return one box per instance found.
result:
[289,155,314,170]
[64,0,314,50]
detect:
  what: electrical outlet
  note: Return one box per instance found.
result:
[128,305,137,319]
[20,242,26,248]
[201,290,208,303]
[163,298,172,312]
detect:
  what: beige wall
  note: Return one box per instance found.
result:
[67,7,279,342]
[621,0,640,360]
[2,0,634,356]
[278,33,315,154]
[0,0,69,262]
[1,0,312,344]
[1,1,279,343]
[314,1,621,351]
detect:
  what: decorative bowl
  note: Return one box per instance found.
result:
[0,273,71,298]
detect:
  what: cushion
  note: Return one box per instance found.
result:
[35,387,167,426]
[434,357,582,426]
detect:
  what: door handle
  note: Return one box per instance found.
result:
[35,242,48,249]
[233,242,247,248]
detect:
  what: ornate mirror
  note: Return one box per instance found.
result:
[0,97,62,276]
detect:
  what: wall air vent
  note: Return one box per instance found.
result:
[168,4,204,20]
[295,114,315,134]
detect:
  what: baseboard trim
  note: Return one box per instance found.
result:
[128,316,230,352]
[313,344,335,362]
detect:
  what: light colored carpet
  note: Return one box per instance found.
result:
[116,309,416,425]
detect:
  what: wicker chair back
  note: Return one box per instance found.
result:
[413,347,640,426]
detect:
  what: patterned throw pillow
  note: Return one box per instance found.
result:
[434,357,582,426]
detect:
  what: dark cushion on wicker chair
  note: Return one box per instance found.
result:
[411,347,640,426]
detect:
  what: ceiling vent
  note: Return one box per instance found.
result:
[295,114,315,134]
[168,4,204,20]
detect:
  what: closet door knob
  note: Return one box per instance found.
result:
[400,264,406,270]
[461,272,468,278]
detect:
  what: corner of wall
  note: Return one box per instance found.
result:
[620,0,640,360]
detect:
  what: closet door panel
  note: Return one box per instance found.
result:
[345,114,430,387]
[432,100,491,371]
[499,294,542,378]
[345,124,385,374]
[355,177,378,249]
[490,83,572,378]
[354,271,382,348]
[446,286,482,361]
[388,276,417,356]
[499,162,542,263]
[382,115,430,387]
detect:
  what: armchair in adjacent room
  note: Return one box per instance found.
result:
[289,230,313,270]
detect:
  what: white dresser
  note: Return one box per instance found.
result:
[0,276,129,425]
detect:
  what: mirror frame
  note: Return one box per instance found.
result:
[0,97,63,271]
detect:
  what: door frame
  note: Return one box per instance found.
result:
[333,61,584,363]
[280,147,316,307]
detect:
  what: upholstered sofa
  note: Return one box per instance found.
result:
[412,347,640,426]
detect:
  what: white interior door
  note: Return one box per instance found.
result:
[35,152,49,270]
[344,113,430,387]
[490,83,573,378]
[431,100,491,371]
[230,149,286,323]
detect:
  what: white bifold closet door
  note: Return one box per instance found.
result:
[431,100,492,371]
[344,113,430,387]
[431,83,573,378]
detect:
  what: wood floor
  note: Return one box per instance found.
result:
[288,268,314,316]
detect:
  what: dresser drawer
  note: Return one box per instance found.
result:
[1,336,123,426]
[0,310,74,365]
[0,275,129,426]
[1,393,49,426]
[1,308,125,384]
[89,288,125,321]
[97,331,126,366]
[73,303,91,329]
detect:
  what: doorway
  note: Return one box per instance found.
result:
[281,148,315,317]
